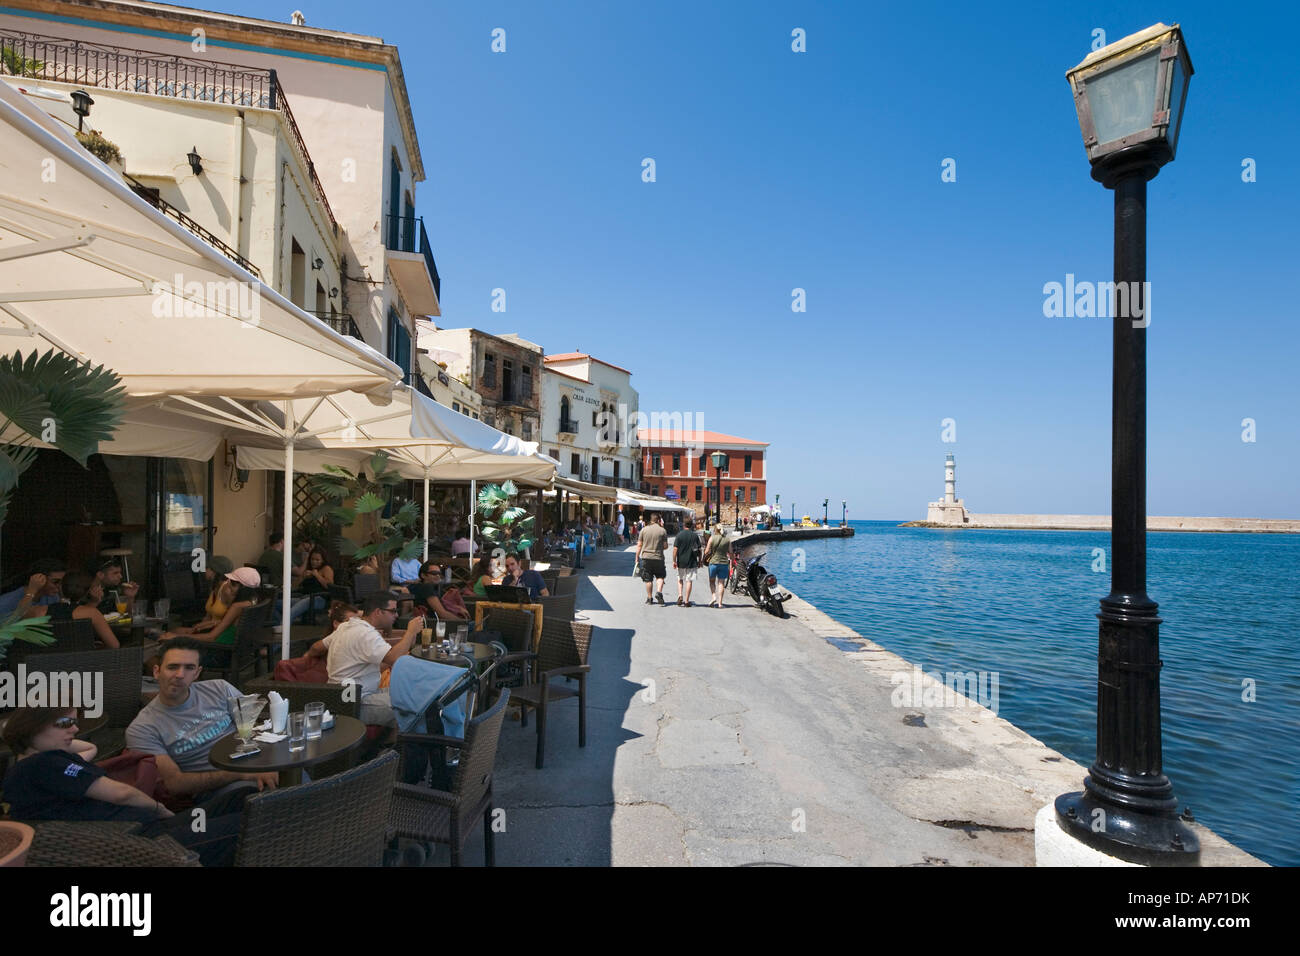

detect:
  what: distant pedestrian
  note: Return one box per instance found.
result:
[703,525,731,608]
[672,516,701,606]
[635,514,668,605]
[616,510,626,543]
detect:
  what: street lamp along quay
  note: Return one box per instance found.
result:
[709,452,727,529]
[1052,23,1198,865]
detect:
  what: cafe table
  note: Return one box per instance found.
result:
[208,715,366,787]
[410,641,495,669]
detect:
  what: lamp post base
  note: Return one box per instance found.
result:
[1054,791,1200,866]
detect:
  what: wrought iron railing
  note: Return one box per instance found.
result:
[559,417,580,434]
[384,214,441,300]
[308,311,361,339]
[1,30,336,233]
[125,174,261,278]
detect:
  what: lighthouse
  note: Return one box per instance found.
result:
[926,453,968,524]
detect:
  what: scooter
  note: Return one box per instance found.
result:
[732,550,788,617]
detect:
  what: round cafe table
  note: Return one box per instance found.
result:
[208,715,366,787]
[410,641,495,668]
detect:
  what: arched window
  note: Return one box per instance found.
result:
[560,395,572,431]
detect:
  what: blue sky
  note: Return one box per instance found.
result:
[234,1,1298,518]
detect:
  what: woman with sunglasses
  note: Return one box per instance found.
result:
[1,708,171,824]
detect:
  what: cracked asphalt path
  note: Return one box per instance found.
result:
[440,543,1259,867]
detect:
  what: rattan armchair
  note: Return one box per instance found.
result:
[509,619,594,769]
[201,600,273,684]
[552,575,580,598]
[232,750,399,866]
[23,645,144,758]
[388,689,510,866]
[25,820,199,867]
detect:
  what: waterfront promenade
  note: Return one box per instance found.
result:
[448,544,1261,866]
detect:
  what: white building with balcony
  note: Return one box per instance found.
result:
[540,353,641,491]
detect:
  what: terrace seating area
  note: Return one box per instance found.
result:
[0,553,595,867]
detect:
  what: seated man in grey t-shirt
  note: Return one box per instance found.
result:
[126,637,277,798]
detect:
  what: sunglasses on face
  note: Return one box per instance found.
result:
[52,716,78,729]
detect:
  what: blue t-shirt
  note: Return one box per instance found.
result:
[391,556,421,585]
[0,586,58,617]
[507,569,547,601]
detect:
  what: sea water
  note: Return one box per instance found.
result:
[757,520,1299,866]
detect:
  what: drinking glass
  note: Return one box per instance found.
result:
[420,626,433,647]
[304,701,325,740]
[113,591,128,615]
[435,620,446,641]
[154,598,171,622]
[288,712,306,752]
[133,601,148,621]
[227,695,265,756]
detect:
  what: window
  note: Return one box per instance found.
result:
[386,308,411,385]
[724,487,732,502]
[744,454,752,476]
[698,453,706,472]
[482,352,497,389]
[592,407,599,427]
[651,454,662,475]
[523,420,533,440]
[522,364,533,398]
[550,449,560,462]
[452,401,461,413]
[472,413,479,420]
[680,485,687,501]
[560,396,573,431]
[591,457,600,482]
[694,485,702,501]
[672,454,680,474]
[613,461,621,481]
[751,487,758,503]
[502,358,515,402]
[570,453,581,475]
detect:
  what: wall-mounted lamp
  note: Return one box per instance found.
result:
[329,286,339,298]
[312,256,323,271]
[70,89,93,131]
[187,146,203,176]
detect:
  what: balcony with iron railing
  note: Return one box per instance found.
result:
[558,416,580,435]
[0,29,337,234]
[384,213,441,316]
[308,311,362,340]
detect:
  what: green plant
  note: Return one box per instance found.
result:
[1,48,44,77]
[75,129,123,166]
[0,350,124,663]
[308,451,422,583]
[476,480,535,557]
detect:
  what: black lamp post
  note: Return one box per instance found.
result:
[710,452,727,529]
[822,498,829,526]
[842,500,847,526]
[70,89,93,132]
[703,477,712,526]
[1057,22,1198,864]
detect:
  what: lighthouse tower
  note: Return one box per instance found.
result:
[926,453,968,524]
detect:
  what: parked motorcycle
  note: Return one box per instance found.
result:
[731,550,787,617]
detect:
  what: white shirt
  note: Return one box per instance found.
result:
[616,514,625,532]
[322,617,390,696]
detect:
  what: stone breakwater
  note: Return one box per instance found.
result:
[901,514,1300,533]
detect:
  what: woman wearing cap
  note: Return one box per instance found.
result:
[201,555,236,618]
[160,567,260,646]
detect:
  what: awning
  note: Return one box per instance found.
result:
[750,504,775,515]
[0,80,402,401]
[616,490,694,513]
[552,476,619,503]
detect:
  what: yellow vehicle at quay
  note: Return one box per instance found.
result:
[795,516,823,528]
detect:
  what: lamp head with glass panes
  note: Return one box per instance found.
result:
[1066,23,1192,186]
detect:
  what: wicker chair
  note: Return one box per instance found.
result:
[201,600,273,685]
[552,575,580,598]
[508,620,594,769]
[25,820,199,867]
[233,750,399,867]
[536,593,576,626]
[388,689,510,866]
[538,569,561,594]
[24,646,144,759]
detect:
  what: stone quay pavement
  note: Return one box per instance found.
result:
[445,542,1260,867]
